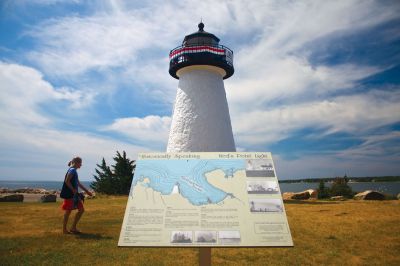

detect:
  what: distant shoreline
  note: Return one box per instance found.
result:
[279,176,400,183]
[280,180,400,184]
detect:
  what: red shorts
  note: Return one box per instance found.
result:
[61,199,84,211]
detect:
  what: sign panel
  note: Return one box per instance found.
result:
[118,152,293,247]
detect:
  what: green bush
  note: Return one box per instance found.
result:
[317,180,330,199]
[329,176,354,198]
[90,151,135,195]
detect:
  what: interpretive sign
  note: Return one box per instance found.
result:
[118,152,293,247]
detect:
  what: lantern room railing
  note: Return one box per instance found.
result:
[169,44,234,79]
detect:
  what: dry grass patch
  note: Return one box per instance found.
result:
[1,197,399,265]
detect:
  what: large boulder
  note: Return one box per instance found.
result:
[0,194,24,202]
[306,189,318,199]
[282,192,295,200]
[291,191,311,200]
[40,194,57,203]
[283,190,317,200]
[397,193,400,200]
[0,188,10,193]
[354,190,385,200]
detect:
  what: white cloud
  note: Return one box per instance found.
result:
[274,151,400,179]
[24,0,398,107]
[26,2,191,77]
[0,61,95,126]
[105,115,171,144]
[0,122,151,181]
[247,0,398,53]
[233,90,400,146]
[27,0,81,5]
[227,58,381,109]
[55,86,97,109]
[223,0,398,111]
[337,131,400,159]
[0,62,150,180]
[25,0,400,78]
[2,1,400,180]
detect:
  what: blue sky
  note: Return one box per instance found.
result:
[1,0,399,181]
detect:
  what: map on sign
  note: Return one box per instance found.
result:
[119,152,293,247]
[131,159,244,206]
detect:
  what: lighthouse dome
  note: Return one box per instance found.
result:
[182,22,220,46]
[169,22,234,79]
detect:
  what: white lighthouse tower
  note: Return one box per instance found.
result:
[167,22,236,152]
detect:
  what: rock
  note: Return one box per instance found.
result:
[398,193,400,200]
[0,194,24,202]
[13,188,32,193]
[330,196,345,201]
[291,191,311,200]
[36,188,48,194]
[0,188,10,193]
[283,190,317,200]
[354,190,385,200]
[282,192,295,200]
[11,188,50,194]
[40,194,57,203]
[306,189,318,199]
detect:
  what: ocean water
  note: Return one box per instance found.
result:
[1,180,399,196]
[0,180,92,191]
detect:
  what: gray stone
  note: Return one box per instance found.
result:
[330,196,345,201]
[40,194,57,203]
[354,190,385,200]
[0,194,24,202]
[0,188,10,193]
[306,189,318,199]
[282,192,295,200]
[291,191,311,200]
[283,190,317,200]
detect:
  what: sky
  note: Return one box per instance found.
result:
[0,0,399,181]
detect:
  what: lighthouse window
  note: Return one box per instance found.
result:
[186,36,217,46]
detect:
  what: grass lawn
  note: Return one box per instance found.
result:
[1,196,399,265]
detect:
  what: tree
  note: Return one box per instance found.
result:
[91,151,136,195]
[112,151,136,195]
[329,176,353,198]
[90,158,114,194]
[317,180,330,199]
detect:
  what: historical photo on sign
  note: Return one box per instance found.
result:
[170,231,193,243]
[245,159,275,177]
[195,231,217,243]
[249,199,283,213]
[247,180,279,194]
[218,230,241,244]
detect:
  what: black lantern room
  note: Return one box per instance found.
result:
[169,22,234,79]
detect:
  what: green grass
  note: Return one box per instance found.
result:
[1,197,399,265]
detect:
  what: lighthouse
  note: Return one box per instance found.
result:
[167,22,236,152]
